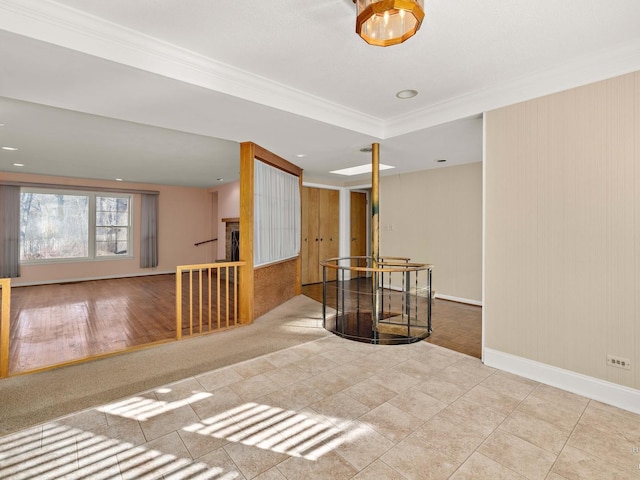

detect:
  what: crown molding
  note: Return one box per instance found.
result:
[3,0,640,141]
[0,0,385,137]
[384,39,640,138]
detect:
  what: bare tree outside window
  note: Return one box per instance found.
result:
[96,196,130,256]
[20,190,131,262]
[20,192,89,260]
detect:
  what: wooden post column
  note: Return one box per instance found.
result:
[239,142,255,324]
[371,143,380,325]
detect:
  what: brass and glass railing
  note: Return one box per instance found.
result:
[320,256,432,344]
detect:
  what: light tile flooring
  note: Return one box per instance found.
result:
[1,336,639,479]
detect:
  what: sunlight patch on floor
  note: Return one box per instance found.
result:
[98,391,213,422]
[184,402,366,461]
[0,423,242,479]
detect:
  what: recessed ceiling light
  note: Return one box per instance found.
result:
[396,89,418,99]
[435,159,447,163]
[2,146,18,151]
[330,163,394,176]
[0,123,5,127]
[115,178,124,181]
[217,177,224,181]
[295,154,306,158]
[12,163,24,167]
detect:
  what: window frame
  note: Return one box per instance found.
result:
[20,187,133,265]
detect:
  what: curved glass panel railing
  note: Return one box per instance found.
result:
[320,256,432,344]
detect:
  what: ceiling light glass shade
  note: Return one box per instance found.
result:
[355,0,425,47]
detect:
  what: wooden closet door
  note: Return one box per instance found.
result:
[318,188,339,281]
[301,187,320,284]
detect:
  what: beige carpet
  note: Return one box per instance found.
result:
[0,295,330,437]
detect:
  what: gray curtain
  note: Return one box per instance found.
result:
[140,193,159,268]
[0,185,21,278]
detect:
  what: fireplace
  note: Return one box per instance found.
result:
[230,230,240,262]
[222,218,240,261]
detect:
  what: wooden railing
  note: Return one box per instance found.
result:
[0,267,244,378]
[0,278,11,378]
[176,262,245,340]
[194,237,218,247]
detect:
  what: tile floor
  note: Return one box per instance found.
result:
[1,336,639,479]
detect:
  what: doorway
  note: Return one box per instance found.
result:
[350,191,367,258]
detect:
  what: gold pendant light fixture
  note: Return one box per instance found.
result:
[354,0,425,47]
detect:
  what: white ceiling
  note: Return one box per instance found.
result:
[1,0,640,187]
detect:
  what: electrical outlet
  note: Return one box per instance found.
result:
[607,354,631,370]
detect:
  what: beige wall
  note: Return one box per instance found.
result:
[2,172,217,286]
[379,163,482,302]
[485,71,640,390]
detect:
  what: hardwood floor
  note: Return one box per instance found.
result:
[423,296,482,358]
[7,275,480,376]
[9,275,177,374]
[301,280,482,358]
[8,273,239,375]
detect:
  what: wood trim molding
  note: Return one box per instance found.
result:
[296,174,302,294]
[253,143,303,178]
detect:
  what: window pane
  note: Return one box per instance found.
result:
[20,192,89,260]
[96,196,130,226]
[96,211,130,226]
[96,196,130,256]
[96,227,129,256]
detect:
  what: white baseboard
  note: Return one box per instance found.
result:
[12,270,175,287]
[384,285,482,307]
[483,348,640,414]
[435,293,482,307]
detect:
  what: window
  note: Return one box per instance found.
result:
[20,189,132,262]
[95,196,130,256]
[253,159,301,267]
